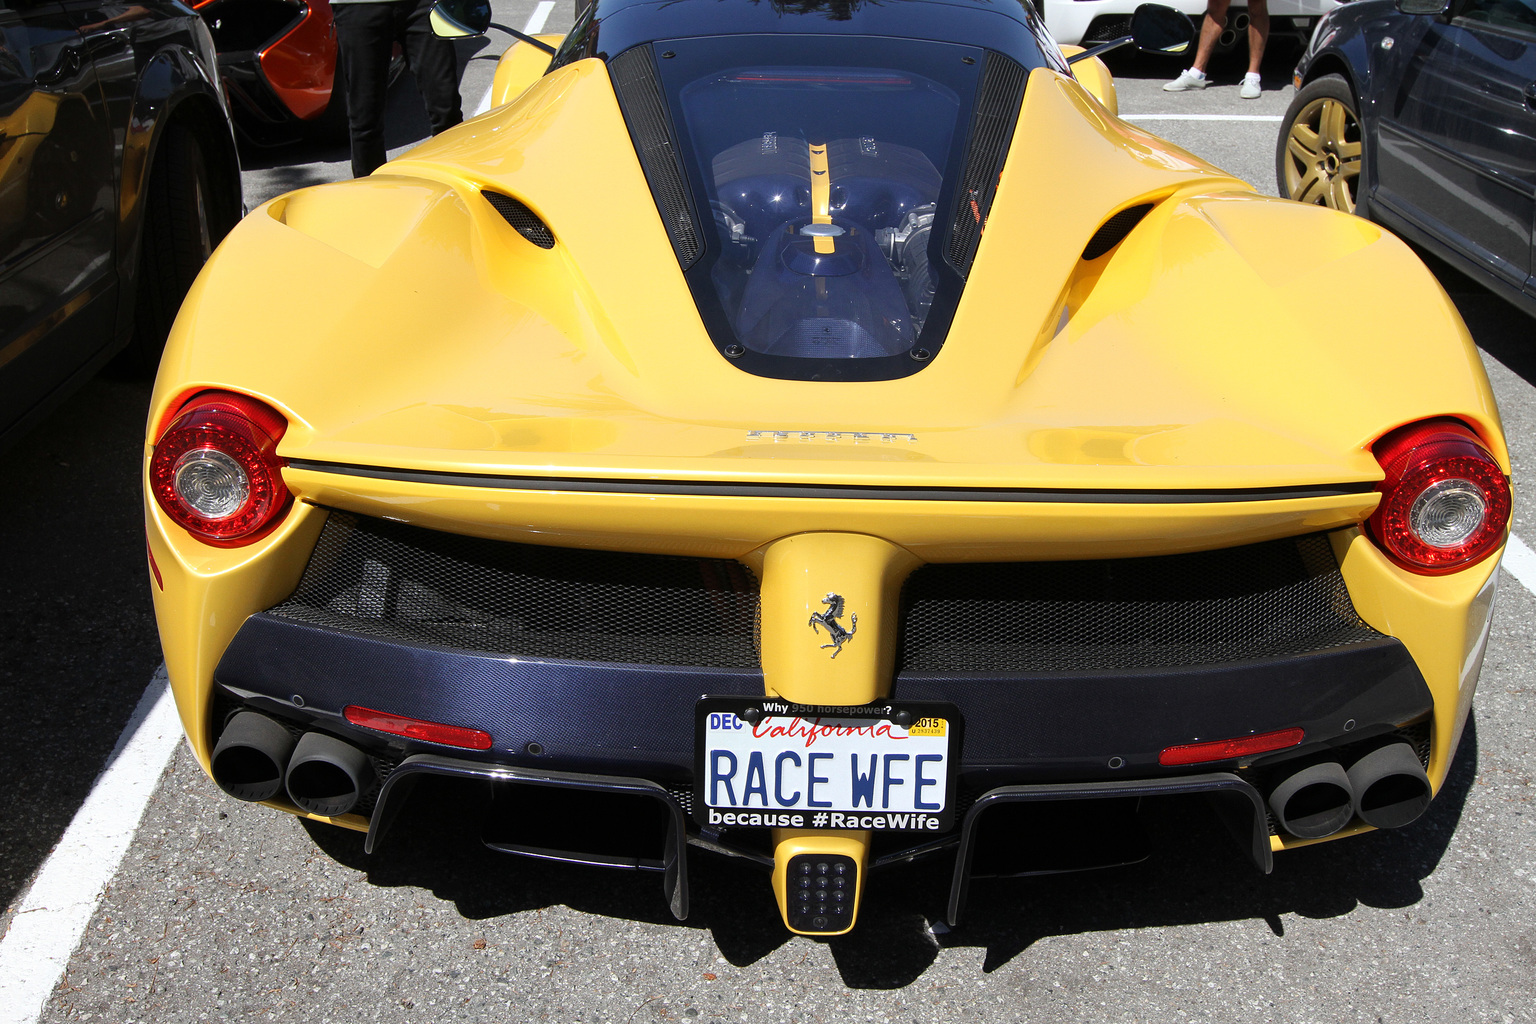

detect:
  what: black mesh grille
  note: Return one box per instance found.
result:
[1082,14,1133,44]
[1082,203,1152,261]
[268,511,760,667]
[609,45,701,268]
[947,52,1027,276]
[482,191,555,248]
[899,534,1381,674]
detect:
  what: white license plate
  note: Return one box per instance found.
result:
[694,698,960,831]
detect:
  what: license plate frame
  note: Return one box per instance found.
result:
[693,697,962,832]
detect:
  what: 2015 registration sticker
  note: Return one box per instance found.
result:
[693,698,961,831]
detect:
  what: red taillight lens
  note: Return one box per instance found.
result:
[1367,419,1510,576]
[1158,727,1305,767]
[343,706,493,750]
[149,391,291,546]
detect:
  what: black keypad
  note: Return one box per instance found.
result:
[786,854,858,933]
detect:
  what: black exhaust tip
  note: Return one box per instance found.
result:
[1348,742,1432,830]
[284,732,376,817]
[1268,762,1354,839]
[211,711,296,802]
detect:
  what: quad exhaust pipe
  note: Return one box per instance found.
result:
[285,731,377,816]
[210,712,376,817]
[1347,742,1432,830]
[1267,742,1432,839]
[211,711,296,802]
[1268,761,1355,839]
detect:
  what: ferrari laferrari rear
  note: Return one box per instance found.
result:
[145,0,1508,936]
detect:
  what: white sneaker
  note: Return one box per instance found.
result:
[1240,73,1262,99]
[1163,68,1208,92]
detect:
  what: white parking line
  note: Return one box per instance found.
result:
[472,1,558,116]
[1499,532,1536,596]
[4,526,1534,1024]
[0,668,182,1024]
[1123,114,1284,122]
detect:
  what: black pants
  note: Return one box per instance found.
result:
[333,0,463,177]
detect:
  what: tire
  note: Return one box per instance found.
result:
[1276,73,1366,217]
[126,123,221,374]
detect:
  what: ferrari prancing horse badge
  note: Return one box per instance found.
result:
[808,592,857,658]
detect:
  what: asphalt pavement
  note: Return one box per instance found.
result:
[1,7,1533,1022]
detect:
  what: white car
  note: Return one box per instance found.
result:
[1041,0,1339,49]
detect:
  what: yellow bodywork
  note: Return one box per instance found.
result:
[489,34,566,108]
[771,830,869,936]
[1059,45,1118,114]
[145,52,1506,908]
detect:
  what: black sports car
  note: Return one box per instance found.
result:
[1,0,243,448]
[1279,0,1536,319]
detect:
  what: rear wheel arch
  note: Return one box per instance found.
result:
[1301,54,1358,95]
[1276,71,1367,218]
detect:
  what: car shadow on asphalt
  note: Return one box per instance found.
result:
[0,377,165,915]
[301,716,1476,989]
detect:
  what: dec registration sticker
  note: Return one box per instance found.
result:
[694,697,960,832]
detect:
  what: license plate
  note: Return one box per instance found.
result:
[694,697,960,832]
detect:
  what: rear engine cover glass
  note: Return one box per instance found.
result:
[655,36,987,381]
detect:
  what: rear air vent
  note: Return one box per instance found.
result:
[482,191,555,248]
[267,511,762,668]
[897,532,1379,674]
[1081,203,1152,261]
[609,45,702,269]
[947,52,1027,277]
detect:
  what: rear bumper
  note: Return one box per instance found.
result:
[209,600,1434,926]
[215,610,1433,783]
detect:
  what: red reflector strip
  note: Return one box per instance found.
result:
[1158,727,1305,767]
[343,705,493,751]
[145,535,164,591]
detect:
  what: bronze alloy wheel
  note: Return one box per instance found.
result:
[1277,74,1362,214]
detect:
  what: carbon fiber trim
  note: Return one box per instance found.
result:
[482,191,555,248]
[216,612,1431,781]
[609,45,701,268]
[897,637,1432,779]
[947,51,1026,275]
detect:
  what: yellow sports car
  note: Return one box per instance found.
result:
[144,0,1508,937]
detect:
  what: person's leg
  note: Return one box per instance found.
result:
[1165,0,1229,90]
[1238,0,1268,96]
[1246,0,1269,74]
[333,3,395,176]
[1192,0,1231,74]
[400,0,464,135]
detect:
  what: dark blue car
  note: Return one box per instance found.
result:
[0,0,243,449]
[1279,0,1536,318]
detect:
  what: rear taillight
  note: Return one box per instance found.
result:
[150,391,291,546]
[1367,418,1509,575]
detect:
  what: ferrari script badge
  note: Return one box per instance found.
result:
[809,593,857,658]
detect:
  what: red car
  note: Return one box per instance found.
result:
[194,0,340,142]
